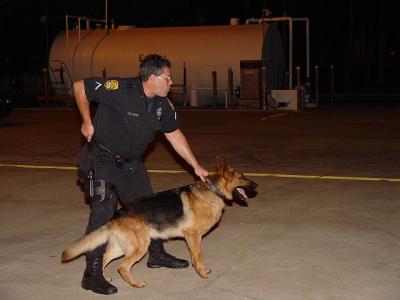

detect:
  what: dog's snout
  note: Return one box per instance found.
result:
[248,179,257,189]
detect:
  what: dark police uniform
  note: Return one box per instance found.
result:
[78,77,180,259]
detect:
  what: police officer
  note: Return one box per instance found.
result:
[73,54,208,295]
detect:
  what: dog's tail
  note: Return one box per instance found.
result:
[61,223,112,262]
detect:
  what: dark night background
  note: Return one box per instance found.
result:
[1,0,399,103]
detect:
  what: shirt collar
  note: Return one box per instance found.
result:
[135,77,146,99]
[134,77,156,112]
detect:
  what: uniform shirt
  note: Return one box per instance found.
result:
[84,77,180,160]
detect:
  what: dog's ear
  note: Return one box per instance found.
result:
[217,156,232,179]
[217,156,227,171]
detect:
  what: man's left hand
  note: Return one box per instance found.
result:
[193,165,208,182]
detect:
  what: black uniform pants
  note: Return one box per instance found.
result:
[79,144,153,259]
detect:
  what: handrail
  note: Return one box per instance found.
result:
[48,59,74,95]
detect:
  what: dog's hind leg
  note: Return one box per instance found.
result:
[114,217,150,287]
[184,231,211,279]
[102,236,125,282]
[118,246,148,288]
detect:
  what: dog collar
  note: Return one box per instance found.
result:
[205,177,228,201]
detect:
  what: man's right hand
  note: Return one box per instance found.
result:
[81,122,94,142]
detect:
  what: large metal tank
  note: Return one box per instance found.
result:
[49,24,284,105]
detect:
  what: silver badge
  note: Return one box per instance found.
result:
[156,107,162,121]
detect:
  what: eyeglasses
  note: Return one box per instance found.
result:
[157,74,173,82]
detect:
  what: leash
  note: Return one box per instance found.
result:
[205,177,228,201]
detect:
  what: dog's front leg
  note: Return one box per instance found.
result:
[184,231,211,278]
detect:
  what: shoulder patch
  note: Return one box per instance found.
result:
[167,98,175,111]
[104,80,119,90]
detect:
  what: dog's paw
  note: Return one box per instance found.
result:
[131,280,147,288]
[198,268,211,279]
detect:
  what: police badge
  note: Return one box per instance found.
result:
[156,107,162,121]
[104,80,119,90]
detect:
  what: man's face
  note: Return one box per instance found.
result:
[154,67,173,97]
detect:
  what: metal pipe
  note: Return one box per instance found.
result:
[227,68,233,109]
[293,18,310,79]
[212,71,217,108]
[183,62,187,106]
[315,65,319,107]
[330,64,335,104]
[78,17,82,77]
[43,67,48,107]
[249,17,293,23]
[87,18,107,23]
[262,66,267,110]
[65,15,69,71]
[66,15,107,31]
[296,66,301,111]
[288,18,293,89]
[305,19,310,79]
[105,0,108,29]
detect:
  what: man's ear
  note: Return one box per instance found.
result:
[148,74,157,82]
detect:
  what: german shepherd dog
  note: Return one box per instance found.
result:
[62,159,257,288]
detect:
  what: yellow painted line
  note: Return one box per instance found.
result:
[0,163,77,170]
[0,163,399,182]
[148,169,188,174]
[244,172,400,182]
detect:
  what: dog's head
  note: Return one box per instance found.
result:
[212,158,257,206]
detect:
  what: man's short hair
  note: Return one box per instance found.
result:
[139,54,171,81]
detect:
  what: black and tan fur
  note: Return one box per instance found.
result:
[62,160,257,288]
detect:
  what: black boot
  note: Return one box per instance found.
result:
[81,256,118,295]
[147,239,189,269]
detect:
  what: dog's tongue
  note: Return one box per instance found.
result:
[237,188,248,199]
